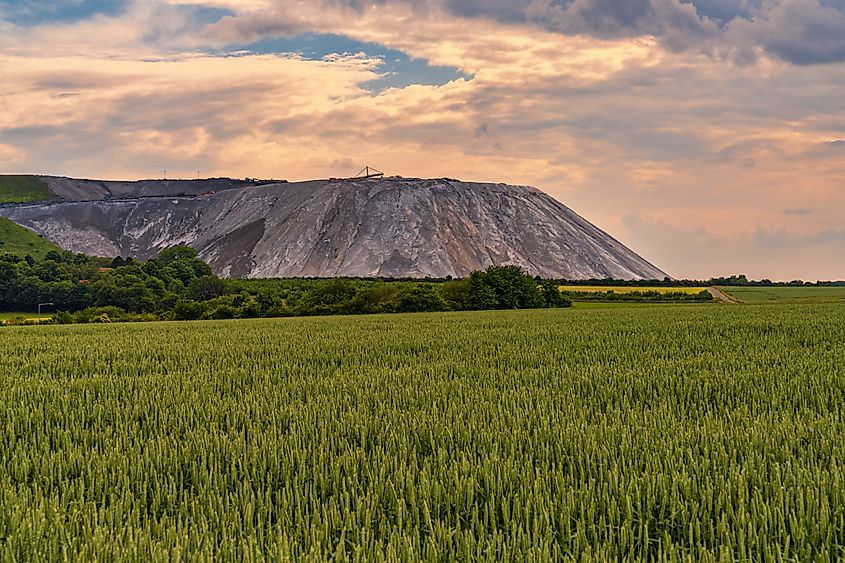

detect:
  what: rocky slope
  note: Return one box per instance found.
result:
[0,177,667,280]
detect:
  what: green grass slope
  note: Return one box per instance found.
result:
[0,175,50,204]
[0,217,61,258]
[720,285,845,304]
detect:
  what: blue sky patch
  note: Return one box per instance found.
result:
[0,0,129,26]
[228,33,472,93]
[189,5,233,25]
[1,1,232,27]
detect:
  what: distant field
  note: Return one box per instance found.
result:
[0,217,61,258]
[0,312,52,326]
[559,285,708,294]
[0,312,52,320]
[0,175,50,204]
[720,286,845,304]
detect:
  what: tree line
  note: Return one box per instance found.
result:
[0,247,571,324]
[560,274,845,287]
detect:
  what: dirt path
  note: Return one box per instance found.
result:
[707,287,740,304]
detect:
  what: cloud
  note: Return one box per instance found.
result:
[1,0,845,279]
[0,143,24,164]
[526,0,718,50]
[193,0,845,66]
[724,0,845,64]
[754,226,845,248]
[783,208,812,216]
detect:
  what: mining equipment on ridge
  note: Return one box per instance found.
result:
[352,166,384,179]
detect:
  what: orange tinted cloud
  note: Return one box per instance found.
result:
[1,1,845,279]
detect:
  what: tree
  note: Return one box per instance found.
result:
[162,260,201,287]
[350,284,399,314]
[540,280,572,308]
[396,284,448,313]
[155,245,199,266]
[186,275,227,301]
[467,271,497,310]
[173,301,205,320]
[483,265,544,309]
[300,279,359,314]
[464,266,550,310]
[44,250,64,263]
[439,279,470,311]
[31,260,71,283]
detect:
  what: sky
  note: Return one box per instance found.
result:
[1,0,844,280]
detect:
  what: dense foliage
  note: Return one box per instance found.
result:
[1,305,844,560]
[0,249,570,322]
[0,246,218,319]
[559,288,713,302]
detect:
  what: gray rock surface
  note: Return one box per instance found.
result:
[0,177,668,280]
[38,176,258,201]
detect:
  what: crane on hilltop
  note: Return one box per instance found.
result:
[351,166,384,179]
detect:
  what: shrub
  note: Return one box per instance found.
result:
[396,284,449,313]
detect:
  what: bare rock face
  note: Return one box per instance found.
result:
[0,177,667,280]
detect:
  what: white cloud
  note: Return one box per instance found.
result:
[1,0,845,278]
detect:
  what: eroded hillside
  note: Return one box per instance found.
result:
[0,177,667,280]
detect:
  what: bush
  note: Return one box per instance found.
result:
[209,305,237,320]
[350,284,399,314]
[440,279,471,311]
[52,311,75,325]
[396,285,449,313]
[74,306,126,324]
[173,301,206,321]
[540,280,572,308]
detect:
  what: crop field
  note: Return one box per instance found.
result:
[720,286,845,304]
[0,312,52,320]
[0,312,52,326]
[2,305,844,561]
[558,286,708,294]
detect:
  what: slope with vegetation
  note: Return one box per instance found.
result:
[0,217,62,258]
[0,175,50,203]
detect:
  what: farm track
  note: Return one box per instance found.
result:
[707,286,740,303]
